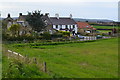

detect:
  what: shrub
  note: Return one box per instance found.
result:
[51,33,63,38]
[58,31,70,36]
[5,35,35,41]
[42,32,51,40]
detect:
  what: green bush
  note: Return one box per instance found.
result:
[42,32,51,40]
[51,33,63,38]
[58,31,70,36]
[3,35,35,41]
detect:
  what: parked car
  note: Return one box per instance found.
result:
[77,35,85,39]
[96,35,102,39]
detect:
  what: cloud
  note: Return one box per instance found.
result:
[0,0,119,2]
[0,2,118,21]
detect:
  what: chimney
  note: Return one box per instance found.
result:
[19,13,22,16]
[70,14,72,19]
[55,13,59,19]
[7,13,10,17]
[45,13,49,16]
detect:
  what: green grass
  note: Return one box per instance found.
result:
[97,30,111,33]
[2,52,51,78]
[3,38,118,78]
[93,25,120,29]
[0,44,2,80]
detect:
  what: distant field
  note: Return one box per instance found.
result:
[3,38,118,78]
[93,26,120,29]
[97,30,111,33]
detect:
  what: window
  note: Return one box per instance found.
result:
[56,25,58,28]
[60,25,62,29]
[65,25,68,29]
[70,25,71,29]
[73,25,75,28]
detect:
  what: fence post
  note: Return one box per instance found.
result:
[43,62,47,72]
[11,51,13,57]
[34,57,37,64]
[95,36,96,40]
[8,53,10,59]
[24,54,26,62]
[24,54,28,63]
[18,53,19,60]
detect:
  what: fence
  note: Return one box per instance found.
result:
[7,50,47,73]
[79,36,112,41]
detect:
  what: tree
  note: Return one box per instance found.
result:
[2,20,7,32]
[26,10,46,32]
[8,24,21,37]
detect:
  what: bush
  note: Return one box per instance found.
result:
[4,35,35,41]
[52,38,66,42]
[42,32,51,40]
[51,33,63,38]
[58,31,70,36]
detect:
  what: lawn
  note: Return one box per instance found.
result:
[97,30,112,33]
[3,38,118,78]
[93,25,120,29]
[0,44,2,80]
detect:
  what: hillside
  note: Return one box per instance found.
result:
[73,18,114,23]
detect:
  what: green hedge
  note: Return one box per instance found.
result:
[13,40,96,48]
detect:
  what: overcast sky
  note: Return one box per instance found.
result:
[0,0,119,21]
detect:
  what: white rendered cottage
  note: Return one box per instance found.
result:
[42,14,78,34]
[49,14,77,34]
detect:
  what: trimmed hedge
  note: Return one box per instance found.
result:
[13,40,96,48]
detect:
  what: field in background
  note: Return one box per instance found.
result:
[97,30,111,33]
[2,38,118,78]
[93,26,119,29]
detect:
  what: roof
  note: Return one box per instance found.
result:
[49,17,76,25]
[3,17,13,22]
[76,22,93,29]
[17,15,27,21]
[41,15,52,25]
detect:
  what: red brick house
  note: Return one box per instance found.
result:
[76,22,96,35]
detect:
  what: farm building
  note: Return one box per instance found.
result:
[76,22,96,35]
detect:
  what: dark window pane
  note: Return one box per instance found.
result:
[56,25,58,28]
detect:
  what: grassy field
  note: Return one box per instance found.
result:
[97,30,111,33]
[3,38,118,78]
[93,25,120,29]
[0,44,2,80]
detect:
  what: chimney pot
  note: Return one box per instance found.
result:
[19,13,22,16]
[8,13,10,17]
[45,13,49,16]
[55,13,59,19]
[70,14,72,19]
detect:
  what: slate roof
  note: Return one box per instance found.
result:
[41,15,52,25]
[3,17,13,22]
[49,17,77,25]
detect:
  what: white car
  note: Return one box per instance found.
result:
[78,35,85,39]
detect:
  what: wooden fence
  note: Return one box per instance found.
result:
[7,50,47,73]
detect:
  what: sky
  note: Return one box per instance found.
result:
[0,0,119,21]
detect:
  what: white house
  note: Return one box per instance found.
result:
[42,13,78,34]
[49,14,77,34]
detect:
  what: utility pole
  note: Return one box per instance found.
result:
[113,21,115,36]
